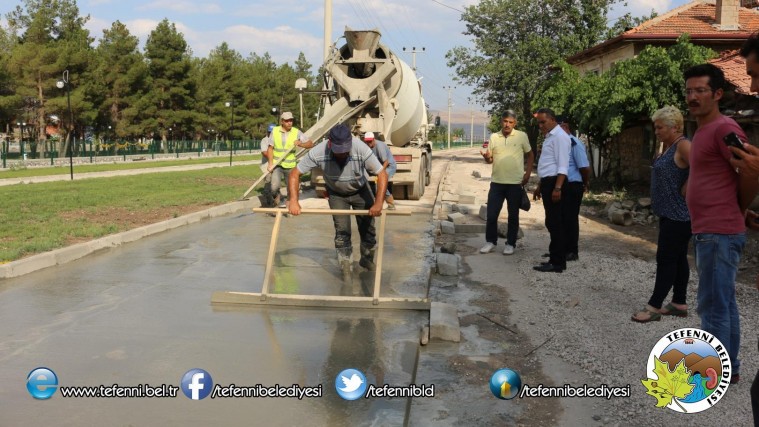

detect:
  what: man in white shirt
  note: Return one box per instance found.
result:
[532,108,571,273]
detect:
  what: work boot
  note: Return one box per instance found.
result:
[337,250,353,283]
[359,246,376,271]
[386,195,396,210]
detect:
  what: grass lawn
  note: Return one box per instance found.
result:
[0,165,261,263]
[0,154,261,178]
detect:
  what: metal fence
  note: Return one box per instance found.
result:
[0,139,263,163]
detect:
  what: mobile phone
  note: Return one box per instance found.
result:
[724,132,747,158]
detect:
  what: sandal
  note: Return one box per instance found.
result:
[631,308,662,323]
[660,303,688,317]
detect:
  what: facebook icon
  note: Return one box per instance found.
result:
[180,368,213,400]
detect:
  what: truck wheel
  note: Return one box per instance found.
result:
[408,157,426,200]
[424,155,431,186]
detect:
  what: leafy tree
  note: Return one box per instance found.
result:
[534,36,715,182]
[447,0,619,146]
[5,0,94,155]
[605,10,658,40]
[193,42,245,145]
[93,20,150,144]
[143,19,196,151]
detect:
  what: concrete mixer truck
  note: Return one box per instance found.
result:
[301,28,432,200]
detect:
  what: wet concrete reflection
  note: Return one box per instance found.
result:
[0,210,433,426]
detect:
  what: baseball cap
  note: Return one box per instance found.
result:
[281,112,294,120]
[328,124,353,154]
[364,132,375,141]
[267,124,275,132]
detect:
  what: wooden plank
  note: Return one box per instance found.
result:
[211,291,430,311]
[372,212,387,304]
[253,208,411,216]
[260,211,283,299]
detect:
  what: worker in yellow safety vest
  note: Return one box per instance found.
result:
[266,111,314,207]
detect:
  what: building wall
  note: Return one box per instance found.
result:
[573,44,636,75]
[609,126,654,183]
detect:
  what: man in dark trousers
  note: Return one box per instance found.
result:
[532,108,571,273]
[287,123,387,282]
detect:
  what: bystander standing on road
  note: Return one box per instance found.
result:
[631,106,691,323]
[683,63,759,387]
[557,117,590,262]
[479,110,534,256]
[532,108,570,273]
[729,34,759,426]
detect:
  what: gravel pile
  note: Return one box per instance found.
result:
[517,249,759,425]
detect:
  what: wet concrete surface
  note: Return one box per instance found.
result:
[0,204,436,426]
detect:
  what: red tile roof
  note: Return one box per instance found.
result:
[624,2,759,37]
[568,1,759,64]
[709,49,754,94]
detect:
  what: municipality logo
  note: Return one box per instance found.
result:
[181,368,213,400]
[642,328,731,413]
[335,368,367,400]
[489,368,521,400]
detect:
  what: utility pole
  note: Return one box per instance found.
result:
[445,86,455,150]
[470,108,474,148]
[324,0,332,61]
[402,47,425,72]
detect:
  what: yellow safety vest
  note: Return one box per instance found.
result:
[272,126,299,169]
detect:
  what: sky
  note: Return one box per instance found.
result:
[2,0,693,123]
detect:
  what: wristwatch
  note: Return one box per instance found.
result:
[553,187,561,192]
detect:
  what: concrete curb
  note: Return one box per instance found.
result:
[0,198,259,279]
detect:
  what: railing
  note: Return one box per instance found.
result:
[0,139,264,163]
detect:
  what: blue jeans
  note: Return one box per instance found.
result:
[694,233,746,375]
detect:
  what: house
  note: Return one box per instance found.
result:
[566,0,759,183]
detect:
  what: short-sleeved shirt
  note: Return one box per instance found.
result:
[487,129,531,184]
[567,136,590,183]
[260,135,272,165]
[297,138,384,195]
[686,115,746,234]
[537,125,570,178]
[369,140,396,177]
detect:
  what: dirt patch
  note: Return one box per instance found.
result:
[60,204,218,238]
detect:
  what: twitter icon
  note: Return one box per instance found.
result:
[335,368,367,400]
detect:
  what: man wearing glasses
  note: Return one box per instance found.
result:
[267,111,314,208]
[683,63,759,387]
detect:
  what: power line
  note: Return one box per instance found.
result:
[430,0,464,14]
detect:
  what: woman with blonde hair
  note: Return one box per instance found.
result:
[632,106,692,322]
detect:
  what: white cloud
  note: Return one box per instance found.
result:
[136,0,222,14]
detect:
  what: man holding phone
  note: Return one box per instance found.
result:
[731,34,759,426]
[684,64,759,387]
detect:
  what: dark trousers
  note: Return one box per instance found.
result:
[540,176,566,268]
[753,369,759,427]
[485,183,522,246]
[327,186,376,254]
[562,181,584,255]
[648,217,691,309]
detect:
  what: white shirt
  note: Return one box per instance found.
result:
[537,125,571,178]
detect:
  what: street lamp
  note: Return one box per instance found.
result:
[225,101,235,166]
[16,122,24,160]
[295,78,307,127]
[56,70,74,180]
